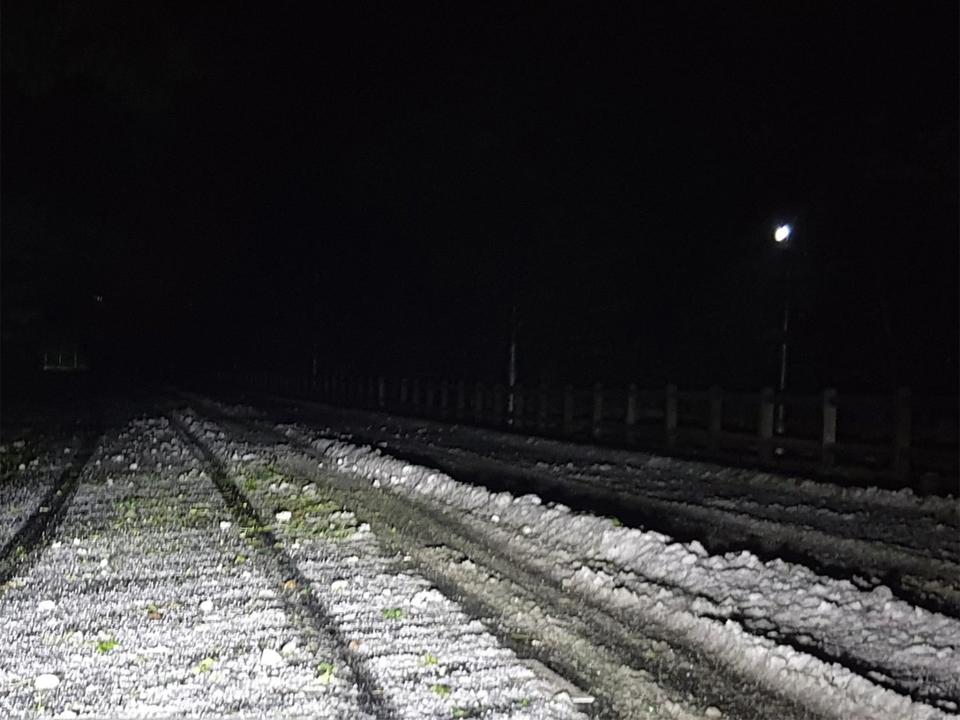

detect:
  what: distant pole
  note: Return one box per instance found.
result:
[311,269,320,383]
[773,223,793,436]
[507,305,518,423]
[777,291,790,433]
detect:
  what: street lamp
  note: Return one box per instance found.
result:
[774,223,793,435]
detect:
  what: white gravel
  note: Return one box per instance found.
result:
[270,418,958,720]
[1,414,590,719]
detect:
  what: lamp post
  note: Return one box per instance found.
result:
[774,223,792,435]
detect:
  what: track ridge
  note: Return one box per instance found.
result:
[167,413,400,720]
[0,429,101,587]
[198,407,831,720]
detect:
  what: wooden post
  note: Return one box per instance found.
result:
[456,381,466,419]
[400,378,409,405]
[665,384,678,447]
[440,381,449,418]
[894,387,912,479]
[592,383,604,440]
[492,384,504,426]
[474,382,484,423]
[625,383,637,442]
[377,377,386,408]
[708,385,723,451]
[562,385,575,436]
[513,385,524,429]
[538,382,549,432]
[425,382,435,413]
[758,387,775,463]
[412,379,421,409]
[821,387,837,472]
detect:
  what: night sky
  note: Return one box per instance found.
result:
[3,2,957,393]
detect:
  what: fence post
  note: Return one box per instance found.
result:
[562,385,575,436]
[456,381,466,419]
[538,382,549,433]
[377,377,386,408]
[492,385,504,426]
[625,383,637,442]
[758,387,775,463]
[665,384,678,447]
[400,378,409,405]
[821,387,837,472]
[708,385,723,451]
[513,385,524,429]
[474,382,484,424]
[592,383,604,440]
[440,381,449,418]
[412,379,421,410]
[425,381,435,414]
[894,387,912,479]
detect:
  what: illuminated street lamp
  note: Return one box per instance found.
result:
[774,223,793,435]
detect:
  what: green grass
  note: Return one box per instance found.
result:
[430,683,451,698]
[317,661,336,684]
[452,706,481,718]
[97,637,119,654]
[195,657,217,673]
[420,652,439,666]
[382,607,403,620]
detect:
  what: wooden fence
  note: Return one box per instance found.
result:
[225,372,958,493]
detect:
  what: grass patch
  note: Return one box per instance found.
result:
[317,661,336,684]
[382,607,403,620]
[194,656,217,673]
[452,707,482,718]
[420,652,439,666]
[96,637,119,654]
[430,683,451,698]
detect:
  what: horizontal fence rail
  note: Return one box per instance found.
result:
[221,372,958,495]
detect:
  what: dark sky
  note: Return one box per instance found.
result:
[2,2,958,391]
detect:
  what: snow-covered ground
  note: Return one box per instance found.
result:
[0,414,589,719]
[2,394,956,719]
[0,434,81,554]
[195,392,959,718]
[228,394,959,617]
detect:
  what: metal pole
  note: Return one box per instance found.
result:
[776,301,789,433]
[776,254,792,435]
[507,305,517,423]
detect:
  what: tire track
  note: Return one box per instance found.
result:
[196,407,831,720]
[167,414,400,720]
[0,429,101,587]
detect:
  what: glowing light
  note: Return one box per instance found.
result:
[774,224,792,243]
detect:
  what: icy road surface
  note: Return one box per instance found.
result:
[1,395,957,719]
